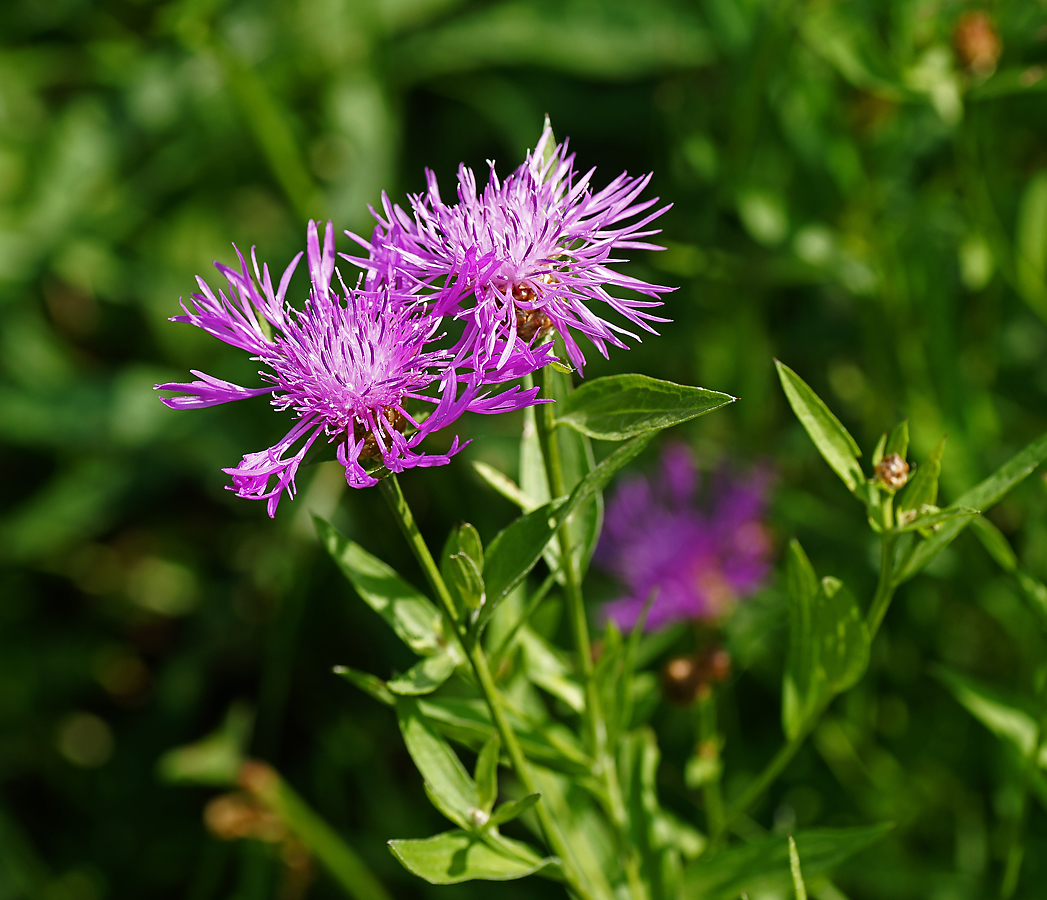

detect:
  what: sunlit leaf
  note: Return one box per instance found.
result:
[388,830,553,884]
[387,653,460,696]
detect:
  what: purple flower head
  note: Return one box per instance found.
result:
[596,444,773,631]
[156,221,543,516]
[342,124,674,374]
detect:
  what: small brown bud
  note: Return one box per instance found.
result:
[662,656,703,704]
[875,453,909,491]
[954,11,1001,78]
[238,759,279,798]
[204,793,285,843]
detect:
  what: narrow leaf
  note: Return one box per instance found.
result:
[317,518,444,656]
[895,430,1047,582]
[895,506,979,533]
[775,360,865,494]
[782,540,820,740]
[555,374,736,440]
[397,698,479,830]
[388,830,552,884]
[475,734,501,813]
[387,653,459,697]
[333,666,395,706]
[897,437,944,513]
[789,836,808,900]
[970,515,1018,572]
[472,461,533,510]
[933,666,1039,757]
[484,434,653,606]
[450,552,486,611]
[885,420,909,461]
[489,792,542,826]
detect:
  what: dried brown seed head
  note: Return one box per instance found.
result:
[875,453,910,491]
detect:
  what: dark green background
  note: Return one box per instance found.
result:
[4,1,1047,898]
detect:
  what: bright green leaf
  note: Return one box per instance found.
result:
[317,518,444,656]
[333,666,395,706]
[554,374,735,441]
[775,360,865,495]
[388,830,552,884]
[933,666,1039,758]
[471,461,532,510]
[789,836,808,900]
[885,420,909,461]
[387,653,459,697]
[157,703,253,787]
[397,698,480,830]
[475,733,501,813]
[970,515,1018,572]
[895,506,979,534]
[897,437,944,513]
[895,430,1047,582]
[489,792,541,826]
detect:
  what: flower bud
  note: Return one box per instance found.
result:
[875,453,909,491]
[954,11,1001,78]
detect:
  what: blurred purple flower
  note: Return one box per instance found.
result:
[596,444,773,631]
[156,221,543,515]
[342,124,674,374]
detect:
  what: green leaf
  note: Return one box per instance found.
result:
[387,653,459,697]
[554,374,735,440]
[871,433,886,469]
[457,523,484,573]
[775,360,865,495]
[471,461,533,510]
[682,824,893,900]
[489,792,541,826]
[517,626,584,713]
[416,697,592,777]
[897,437,944,513]
[388,830,552,884]
[885,420,910,461]
[895,505,980,534]
[317,518,444,656]
[157,703,253,787]
[475,734,501,813]
[782,541,869,740]
[449,552,486,611]
[895,430,1047,582]
[933,666,1039,758]
[789,836,808,900]
[485,434,653,606]
[397,698,480,830]
[970,515,1018,572]
[333,666,395,706]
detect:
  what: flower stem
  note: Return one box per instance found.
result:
[378,475,598,900]
[534,367,639,893]
[696,689,726,836]
[866,534,898,637]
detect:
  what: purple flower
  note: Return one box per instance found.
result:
[596,444,773,631]
[156,221,543,516]
[342,125,674,373]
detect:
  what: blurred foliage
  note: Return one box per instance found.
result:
[5,0,1047,898]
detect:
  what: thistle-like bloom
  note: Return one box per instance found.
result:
[343,125,673,373]
[156,221,543,515]
[596,445,772,631]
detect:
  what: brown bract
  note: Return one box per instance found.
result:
[875,453,910,491]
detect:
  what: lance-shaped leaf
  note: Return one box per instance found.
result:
[895,430,1047,582]
[397,698,481,831]
[489,793,542,827]
[317,518,443,656]
[388,830,553,884]
[896,437,944,514]
[474,733,501,814]
[895,506,979,534]
[789,836,808,900]
[157,703,253,786]
[387,652,460,696]
[885,419,910,461]
[782,541,869,740]
[933,666,1040,759]
[333,666,395,706]
[775,361,865,496]
[484,434,653,607]
[471,461,532,509]
[554,374,735,440]
[682,823,893,900]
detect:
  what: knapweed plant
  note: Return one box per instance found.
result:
[157,125,1047,900]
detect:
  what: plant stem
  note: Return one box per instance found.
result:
[867,533,898,637]
[378,475,599,900]
[697,689,726,836]
[534,367,639,893]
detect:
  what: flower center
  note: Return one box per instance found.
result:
[353,407,406,460]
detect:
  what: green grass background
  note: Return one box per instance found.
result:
[3,0,1047,898]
